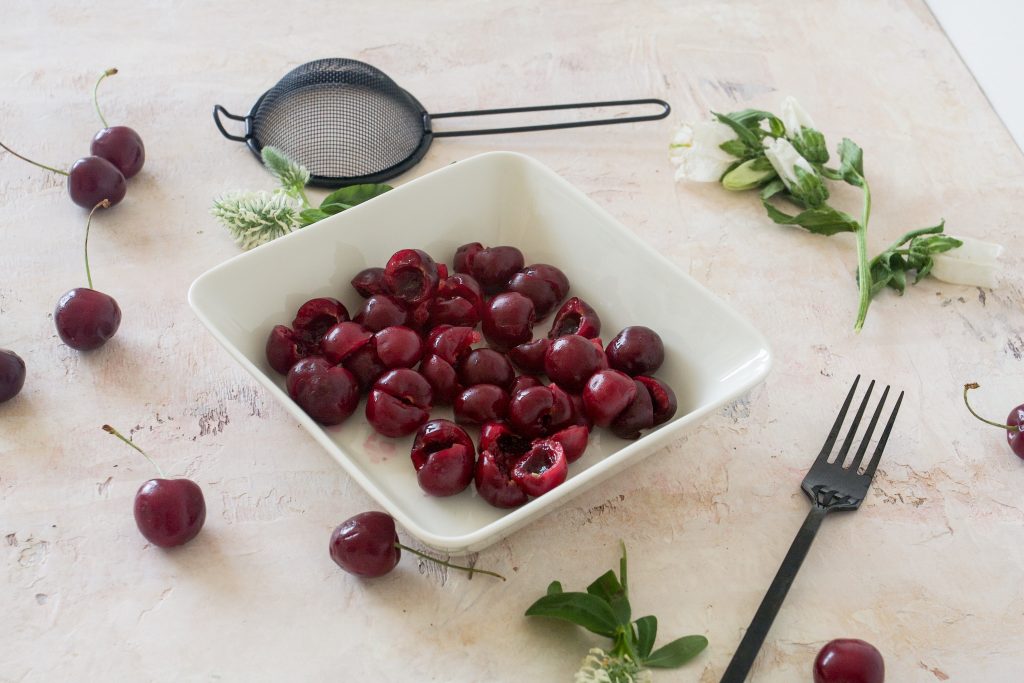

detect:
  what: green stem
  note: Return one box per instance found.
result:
[868,224,946,271]
[0,141,68,176]
[395,543,506,581]
[297,186,312,210]
[102,424,167,478]
[853,177,872,332]
[93,68,118,128]
[963,383,1017,430]
[83,200,109,288]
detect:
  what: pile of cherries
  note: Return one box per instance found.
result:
[266,244,677,508]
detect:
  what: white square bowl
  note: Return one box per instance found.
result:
[188,152,771,553]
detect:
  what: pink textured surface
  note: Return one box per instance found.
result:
[2,1,1023,680]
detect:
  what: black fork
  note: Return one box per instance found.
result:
[720,376,904,683]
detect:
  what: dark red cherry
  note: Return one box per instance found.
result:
[292,297,349,347]
[321,322,374,364]
[384,249,439,305]
[419,354,461,405]
[963,383,1024,460]
[544,334,608,392]
[511,440,567,497]
[610,379,654,440]
[636,376,678,426]
[134,478,206,548]
[68,156,127,209]
[549,297,601,339]
[509,338,551,374]
[454,242,484,274]
[813,638,885,683]
[329,511,400,578]
[351,267,389,297]
[482,292,535,351]
[55,288,121,351]
[509,375,543,395]
[0,350,26,404]
[410,419,476,496]
[426,325,479,365]
[475,450,528,508]
[506,264,569,319]
[430,273,485,328]
[583,370,638,427]
[470,245,525,294]
[454,384,510,425]
[374,326,423,369]
[293,365,360,425]
[548,424,589,463]
[91,126,145,179]
[459,348,515,389]
[507,384,573,438]
[606,326,665,376]
[355,294,410,332]
[286,356,331,398]
[365,369,433,437]
[343,344,388,391]
[266,325,309,374]
[478,421,532,464]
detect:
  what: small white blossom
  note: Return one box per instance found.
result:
[931,236,1004,288]
[780,96,815,137]
[762,136,815,190]
[669,120,737,182]
[575,648,652,683]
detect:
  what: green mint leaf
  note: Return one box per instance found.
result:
[634,616,658,660]
[587,570,631,626]
[792,127,829,164]
[321,183,392,209]
[319,202,353,215]
[837,138,865,187]
[261,146,310,195]
[761,194,860,236]
[546,581,563,596]
[299,208,331,226]
[524,592,620,638]
[644,635,709,669]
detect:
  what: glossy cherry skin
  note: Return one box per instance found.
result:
[431,273,484,328]
[583,370,638,427]
[286,356,331,398]
[351,267,388,297]
[475,450,529,508]
[91,126,145,178]
[134,478,206,548]
[453,242,484,274]
[0,349,26,403]
[506,264,569,319]
[343,344,388,391]
[510,375,543,395]
[321,322,374,364]
[544,334,608,392]
[507,384,573,438]
[384,249,439,305]
[355,294,410,332]
[478,421,531,464]
[411,419,476,496]
[374,326,423,369]
[454,384,509,425]
[54,288,121,350]
[266,325,309,374]
[427,325,480,365]
[365,369,433,437]
[419,354,461,405]
[471,245,525,294]
[549,297,601,339]
[606,326,664,376]
[67,156,126,208]
[329,511,400,578]
[637,376,678,426]
[459,348,515,389]
[1004,404,1024,459]
[293,365,360,425]
[813,638,885,683]
[511,440,567,497]
[610,379,654,439]
[509,338,551,374]
[290,297,348,350]
[482,292,535,351]
[549,424,589,463]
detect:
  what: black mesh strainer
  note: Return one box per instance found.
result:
[213,58,670,187]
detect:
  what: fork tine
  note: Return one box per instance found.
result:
[832,379,875,465]
[862,390,904,480]
[849,385,890,472]
[815,375,861,463]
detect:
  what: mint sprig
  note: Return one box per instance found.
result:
[525,543,708,676]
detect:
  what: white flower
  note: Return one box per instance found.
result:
[762,137,815,190]
[780,96,815,137]
[575,649,652,683]
[669,120,737,182]
[930,236,1003,288]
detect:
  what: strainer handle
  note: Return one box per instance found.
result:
[429,98,670,137]
[213,105,250,142]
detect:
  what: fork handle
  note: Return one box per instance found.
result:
[720,505,829,683]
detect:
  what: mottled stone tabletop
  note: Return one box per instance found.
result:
[3,1,1022,681]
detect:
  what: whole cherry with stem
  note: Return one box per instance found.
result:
[90,68,145,178]
[0,140,125,209]
[103,425,206,548]
[963,382,1024,459]
[55,200,122,350]
[329,511,505,580]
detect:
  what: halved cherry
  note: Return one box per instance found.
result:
[636,376,678,426]
[583,370,638,427]
[355,294,410,332]
[292,297,349,347]
[384,249,439,305]
[548,424,589,463]
[419,354,461,405]
[511,440,567,497]
[454,384,509,425]
[266,324,309,374]
[411,419,476,496]
[322,321,374,364]
[475,450,528,508]
[610,379,654,439]
[549,297,601,339]
[365,369,433,437]
[509,338,550,374]
[351,267,388,297]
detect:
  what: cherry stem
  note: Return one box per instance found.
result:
[93,68,118,129]
[963,383,1016,430]
[0,141,68,176]
[84,200,109,289]
[395,542,506,581]
[102,424,167,478]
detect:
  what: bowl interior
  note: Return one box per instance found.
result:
[189,152,770,551]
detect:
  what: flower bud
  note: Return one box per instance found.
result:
[721,158,776,191]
